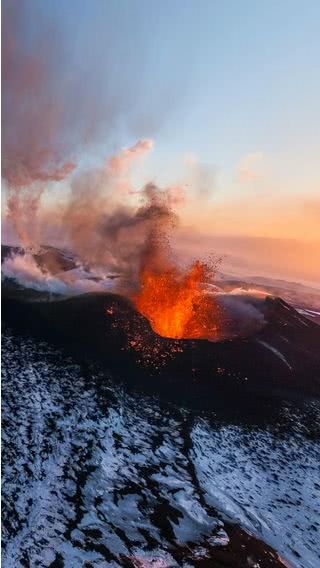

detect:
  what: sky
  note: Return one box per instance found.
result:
[2,0,320,283]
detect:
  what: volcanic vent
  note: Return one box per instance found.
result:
[116,182,226,341]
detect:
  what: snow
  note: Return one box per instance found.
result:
[2,332,320,567]
[257,340,292,370]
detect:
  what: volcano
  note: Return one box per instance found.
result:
[2,246,320,409]
[2,246,320,568]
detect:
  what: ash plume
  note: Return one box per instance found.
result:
[1,0,171,250]
[2,0,77,246]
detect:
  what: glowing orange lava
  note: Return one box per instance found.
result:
[133,260,221,340]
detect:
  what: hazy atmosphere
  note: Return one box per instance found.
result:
[2,0,320,284]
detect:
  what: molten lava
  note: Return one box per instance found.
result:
[133,260,221,340]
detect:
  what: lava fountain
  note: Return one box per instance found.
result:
[133,259,222,340]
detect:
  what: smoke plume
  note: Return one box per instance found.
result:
[1,1,167,249]
[2,1,78,246]
[62,140,182,288]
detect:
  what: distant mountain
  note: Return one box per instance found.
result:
[216,274,320,323]
[1,243,77,273]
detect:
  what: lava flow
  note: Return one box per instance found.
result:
[133,260,222,340]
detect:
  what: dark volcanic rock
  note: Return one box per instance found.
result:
[2,284,320,407]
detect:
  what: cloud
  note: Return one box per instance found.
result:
[236,152,264,183]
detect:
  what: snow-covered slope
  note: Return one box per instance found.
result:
[2,332,320,567]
